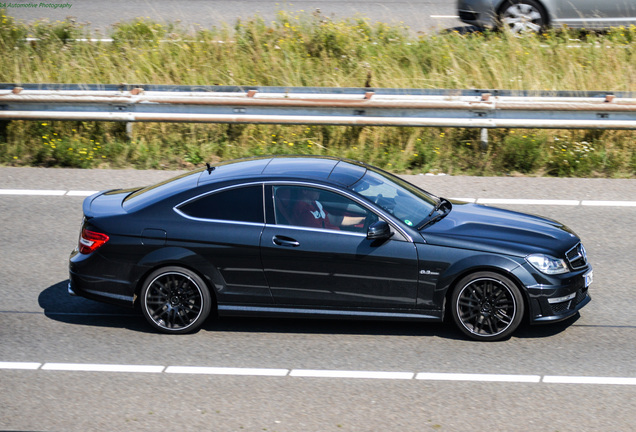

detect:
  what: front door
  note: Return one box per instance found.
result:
[554,0,636,26]
[260,185,419,309]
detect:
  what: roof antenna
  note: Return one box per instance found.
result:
[205,163,215,174]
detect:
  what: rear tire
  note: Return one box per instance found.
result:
[140,266,212,334]
[451,272,524,341]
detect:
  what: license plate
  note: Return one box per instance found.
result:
[584,270,593,288]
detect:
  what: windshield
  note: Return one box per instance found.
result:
[350,168,438,228]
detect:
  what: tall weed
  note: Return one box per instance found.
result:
[0,10,634,176]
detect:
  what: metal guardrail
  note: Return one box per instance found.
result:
[1,84,635,129]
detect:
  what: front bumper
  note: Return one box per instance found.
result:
[524,266,593,324]
[457,0,498,28]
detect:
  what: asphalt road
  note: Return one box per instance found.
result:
[5,0,463,33]
[1,167,635,431]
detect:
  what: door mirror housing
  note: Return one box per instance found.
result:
[367,220,393,240]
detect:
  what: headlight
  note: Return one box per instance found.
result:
[526,254,569,275]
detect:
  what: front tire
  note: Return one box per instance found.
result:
[498,0,547,34]
[451,272,524,341]
[140,266,212,334]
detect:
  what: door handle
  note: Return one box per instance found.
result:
[273,235,300,247]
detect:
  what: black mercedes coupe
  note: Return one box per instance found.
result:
[69,156,592,341]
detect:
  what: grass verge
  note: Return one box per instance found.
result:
[0,9,634,176]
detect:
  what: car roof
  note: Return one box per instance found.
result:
[122,156,370,212]
[198,155,368,187]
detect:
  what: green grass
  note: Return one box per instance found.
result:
[0,9,634,176]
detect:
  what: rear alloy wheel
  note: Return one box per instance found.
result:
[451,272,524,341]
[141,266,212,334]
[498,0,547,34]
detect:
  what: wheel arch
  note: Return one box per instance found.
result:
[131,246,222,309]
[439,258,530,323]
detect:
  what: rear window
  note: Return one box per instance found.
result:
[122,170,201,212]
[178,185,264,223]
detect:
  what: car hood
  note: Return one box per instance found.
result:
[420,202,580,257]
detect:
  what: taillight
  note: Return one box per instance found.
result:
[79,228,109,254]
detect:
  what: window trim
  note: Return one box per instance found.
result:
[173,182,266,225]
[266,181,413,242]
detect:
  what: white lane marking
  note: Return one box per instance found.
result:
[0,189,66,196]
[543,376,636,385]
[1,189,636,207]
[477,198,581,206]
[4,362,636,385]
[166,366,289,376]
[416,372,540,383]
[0,361,42,370]
[290,369,415,380]
[430,15,460,19]
[450,197,477,203]
[582,200,636,207]
[41,363,165,373]
[66,190,99,196]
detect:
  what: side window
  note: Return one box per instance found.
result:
[274,185,378,233]
[179,185,264,223]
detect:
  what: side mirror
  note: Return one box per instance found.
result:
[367,220,393,240]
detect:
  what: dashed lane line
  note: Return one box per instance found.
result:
[166,366,289,376]
[581,200,636,207]
[0,362,41,370]
[415,372,540,383]
[0,189,68,196]
[41,363,165,373]
[476,198,580,206]
[1,189,635,206]
[2,362,636,386]
[0,189,98,196]
[289,369,415,380]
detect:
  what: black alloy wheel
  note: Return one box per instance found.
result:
[498,0,547,34]
[140,266,212,334]
[451,272,524,341]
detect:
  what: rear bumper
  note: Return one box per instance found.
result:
[67,281,77,296]
[68,270,136,307]
[69,249,136,308]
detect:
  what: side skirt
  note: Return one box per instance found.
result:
[217,305,443,321]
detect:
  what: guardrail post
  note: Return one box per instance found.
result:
[0,121,8,143]
[125,122,134,140]
[480,128,489,149]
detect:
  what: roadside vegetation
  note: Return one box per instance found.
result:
[0,9,634,176]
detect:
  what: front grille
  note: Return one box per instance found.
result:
[575,287,588,305]
[551,301,571,314]
[566,243,588,270]
[549,288,588,315]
